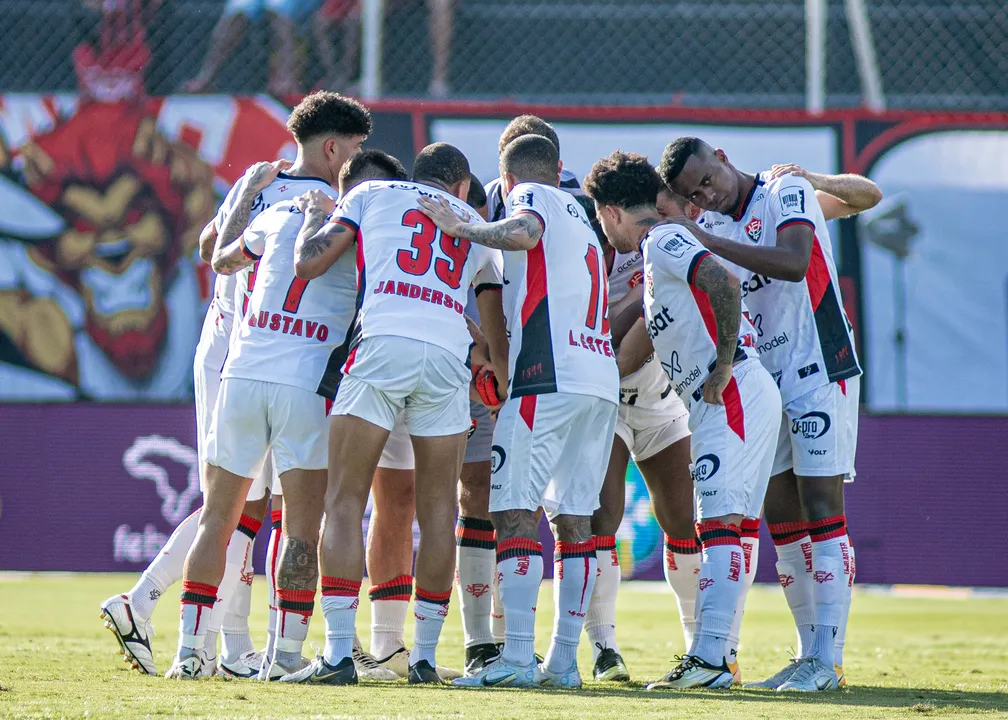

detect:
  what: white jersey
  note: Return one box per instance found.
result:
[502,182,619,404]
[330,180,503,363]
[697,172,861,404]
[221,200,357,397]
[642,223,758,405]
[608,249,674,409]
[485,168,583,223]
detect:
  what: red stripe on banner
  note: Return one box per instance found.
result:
[806,235,831,313]
[690,285,718,345]
[520,240,548,326]
[723,376,745,442]
[519,395,537,431]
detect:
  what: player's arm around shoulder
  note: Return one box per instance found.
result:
[293,189,354,280]
[770,163,883,220]
[417,193,543,252]
[211,208,265,275]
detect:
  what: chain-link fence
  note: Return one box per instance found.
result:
[0,0,1005,108]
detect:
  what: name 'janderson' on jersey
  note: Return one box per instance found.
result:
[329,180,503,364]
[642,223,758,405]
[696,172,861,403]
[502,182,619,404]
[222,201,357,398]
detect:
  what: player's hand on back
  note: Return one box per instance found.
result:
[664,215,709,248]
[417,195,470,238]
[294,189,336,216]
[247,158,293,193]
[770,163,824,190]
[702,362,733,406]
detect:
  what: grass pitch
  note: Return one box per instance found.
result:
[0,574,1006,719]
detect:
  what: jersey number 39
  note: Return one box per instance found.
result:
[397,209,472,289]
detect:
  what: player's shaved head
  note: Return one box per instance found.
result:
[657,136,713,186]
[339,149,408,194]
[500,135,560,186]
[584,151,661,210]
[657,184,687,217]
[412,142,471,189]
[499,115,560,155]
[287,90,372,143]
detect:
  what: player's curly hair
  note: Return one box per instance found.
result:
[466,172,487,210]
[658,136,707,186]
[339,149,408,192]
[498,115,560,155]
[584,151,661,209]
[412,142,470,189]
[286,91,372,143]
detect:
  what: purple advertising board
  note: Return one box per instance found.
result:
[0,405,1006,587]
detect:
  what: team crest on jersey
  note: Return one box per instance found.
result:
[629,270,644,288]
[657,231,695,258]
[778,185,806,216]
[645,270,655,297]
[745,217,762,242]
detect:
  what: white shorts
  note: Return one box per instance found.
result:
[377,413,415,470]
[331,335,471,437]
[770,375,860,479]
[490,392,618,518]
[689,359,781,521]
[614,398,691,462]
[194,362,277,501]
[206,377,329,481]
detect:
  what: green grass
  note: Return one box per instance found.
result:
[1,574,1006,719]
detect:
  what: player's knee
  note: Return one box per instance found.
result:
[590,502,623,537]
[458,467,491,517]
[652,503,694,540]
[797,476,845,521]
[552,514,593,544]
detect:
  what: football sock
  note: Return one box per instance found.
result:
[410,588,451,667]
[496,538,543,666]
[367,574,412,659]
[178,580,217,657]
[221,526,257,665]
[129,509,201,620]
[454,516,496,648]
[835,536,855,667]
[807,515,848,668]
[321,577,361,666]
[726,518,760,667]
[663,534,702,651]
[264,508,282,663]
[692,521,743,668]
[584,535,620,661]
[769,521,816,657]
[275,586,315,668]
[544,540,596,674]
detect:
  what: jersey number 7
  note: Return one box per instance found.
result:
[397,209,472,289]
[584,244,610,334]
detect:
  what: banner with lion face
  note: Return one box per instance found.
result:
[0,95,295,400]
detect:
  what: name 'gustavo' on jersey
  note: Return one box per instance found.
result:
[696,172,860,403]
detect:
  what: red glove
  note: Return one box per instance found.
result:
[471,365,501,407]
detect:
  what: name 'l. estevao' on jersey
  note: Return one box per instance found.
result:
[502,183,619,404]
[641,223,758,405]
[696,173,861,403]
[328,180,503,364]
[222,199,357,399]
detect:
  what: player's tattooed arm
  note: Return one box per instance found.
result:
[210,238,256,275]
[417,195,543,251]
[214,159,293,257]
[276,536,319,592]
[198,220,217,264]
[691,254,742,405]
[769,164,883,219]
[293,190,352,279]
[616,318,654,378]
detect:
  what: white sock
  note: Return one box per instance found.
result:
[491,570,506,644]
[496,538,543,666]
[129,509,201,620]
[726,519,760,666]
[807,516,848,667]
[584,535,619,661]
[769,522,816,657]
[264,512,282,663]
[221,546,255,664]
[178,580,217,656]
[202,629,219,663]
[410,591,451,667]
[692,521,744,668]
[367,574,412,659]
[544,540,597,674]
[455,516,496,648]
[835,537,855,668]
[663,534,702,651]
[321,577,362,666]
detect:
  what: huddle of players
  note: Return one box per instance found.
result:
[100,90,881,692]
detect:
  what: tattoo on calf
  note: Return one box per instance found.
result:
[491,509,540,542]
[277,536,318,591]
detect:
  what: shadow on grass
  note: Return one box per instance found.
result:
[418,683,1008,712]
